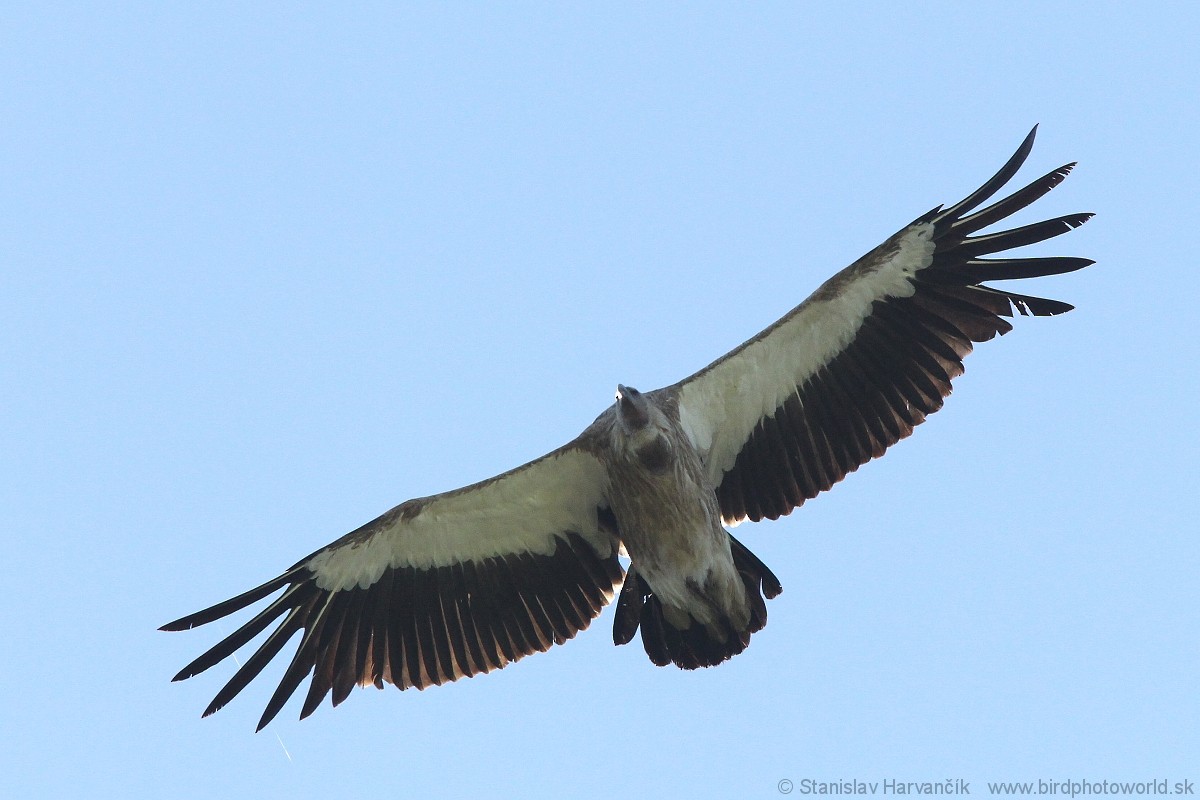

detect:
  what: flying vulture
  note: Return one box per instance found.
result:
[163,127,1093,730]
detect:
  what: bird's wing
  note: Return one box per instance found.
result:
[162,443,621,730]
[670,127,1093,524]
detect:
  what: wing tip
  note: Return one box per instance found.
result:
[1014,123,1039,165]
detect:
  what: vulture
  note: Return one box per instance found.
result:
[163,127,1093,730]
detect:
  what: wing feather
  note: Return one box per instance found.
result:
[671,127,1093,523]
[161,445,622,729]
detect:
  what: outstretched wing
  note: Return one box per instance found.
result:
[671,127,1093,524]
[162,444,622,730]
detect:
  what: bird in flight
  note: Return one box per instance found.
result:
[163,127,1093,730]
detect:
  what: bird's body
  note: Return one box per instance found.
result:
[164,127,1094,729]
[603,386,750,649]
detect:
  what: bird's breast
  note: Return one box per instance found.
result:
[606,430,724,575]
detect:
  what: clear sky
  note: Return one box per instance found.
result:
[3,3,1196,798]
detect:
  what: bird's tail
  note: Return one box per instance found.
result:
[612,533,782,669]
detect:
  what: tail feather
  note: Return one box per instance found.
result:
[612,533,782,669]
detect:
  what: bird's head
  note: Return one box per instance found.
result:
[615,384,651,433]
[613,384,674,472]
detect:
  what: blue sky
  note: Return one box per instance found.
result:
[3,3,1197,798]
